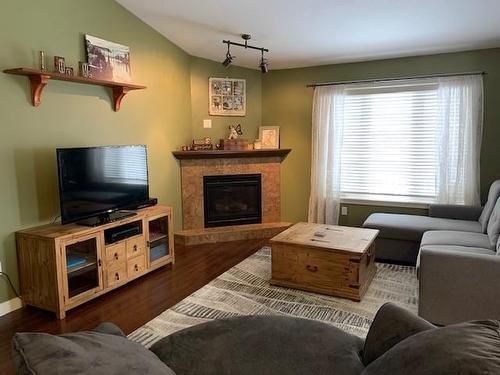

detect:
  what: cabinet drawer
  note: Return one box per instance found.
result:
[126,236,145,259]
[106,264,127,288]
[105,243,127,267]
[127,254,146,279]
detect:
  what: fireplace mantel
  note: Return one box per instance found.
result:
[172,149,291,160]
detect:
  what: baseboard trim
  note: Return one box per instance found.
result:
[0,297,23,317]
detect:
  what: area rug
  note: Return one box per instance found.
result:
[128,247,418,347]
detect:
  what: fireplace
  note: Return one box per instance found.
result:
[203,174,262,228]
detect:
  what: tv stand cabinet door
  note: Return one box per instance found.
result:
[61,232,104,309]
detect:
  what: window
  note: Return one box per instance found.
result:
[309,75,483,224]
[341,84,439,203]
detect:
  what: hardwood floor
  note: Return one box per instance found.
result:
[0,238,268,374]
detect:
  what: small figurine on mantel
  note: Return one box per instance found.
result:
[220,124,248,150]
[228,124,243,139]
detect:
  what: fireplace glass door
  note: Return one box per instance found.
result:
[203,174,262,227]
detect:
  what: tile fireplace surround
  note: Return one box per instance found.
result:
[172,149,292,245]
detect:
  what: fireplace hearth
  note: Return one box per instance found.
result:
[203,174,262,228]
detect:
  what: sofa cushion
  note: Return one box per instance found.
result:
[416,245,495,270]
[479,180,500,233]
[363,213,482,242]
[12,328,175,375]
[421,230,492,249]
[362,303,434,366]
[487,198,500,248]
[362,320,500,375]
[150,315,365,375]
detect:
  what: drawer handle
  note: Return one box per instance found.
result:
[114,253,119,260]
[115,273,120,281]
[306,265,318,272]
[134,264,139,272]
[133,245,138,252]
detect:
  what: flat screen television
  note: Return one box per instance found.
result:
[57,145,150,226]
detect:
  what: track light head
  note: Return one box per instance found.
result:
[222,43,234,67]
[259,50,269,73]
[222,54,233,67]
[260,59,269,73]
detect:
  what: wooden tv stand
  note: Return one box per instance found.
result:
[16,205,174,319]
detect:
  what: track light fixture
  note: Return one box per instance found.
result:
[222,34,269,73]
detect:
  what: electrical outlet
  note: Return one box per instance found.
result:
[341,206,348,216]
[203,119,212,129]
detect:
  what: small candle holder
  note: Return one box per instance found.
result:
[39,51,46,70]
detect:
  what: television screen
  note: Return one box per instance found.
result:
[57,145,149,224]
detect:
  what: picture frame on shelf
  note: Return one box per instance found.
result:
[54,56,65,74]
[85,34,131,82]
[259,126,280,149]
[209,77,246,116]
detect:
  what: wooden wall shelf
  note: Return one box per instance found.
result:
[3,67,146,111]
[172,149,292,160]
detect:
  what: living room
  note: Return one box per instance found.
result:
[1,0,500,374]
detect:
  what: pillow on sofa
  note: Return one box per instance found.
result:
[362,320,500,375]
[150,315,365,375]
[12,323,175,375]
[479,180,500,233]
[487,198,500,248]
[362,303,435,365]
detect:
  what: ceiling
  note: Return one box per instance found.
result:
[117,0,500,70]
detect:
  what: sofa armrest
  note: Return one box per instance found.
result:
[428,204,482,221]
[419,248,500,325]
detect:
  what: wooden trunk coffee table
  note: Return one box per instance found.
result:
[270,222,379,301]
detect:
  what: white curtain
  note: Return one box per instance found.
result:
[308,86,346,224]
[308,75,483,222]
[436,75,483,206]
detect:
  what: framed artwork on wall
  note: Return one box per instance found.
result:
[209,77,246,116]
[85,35,131,82]
[259,126,280,149]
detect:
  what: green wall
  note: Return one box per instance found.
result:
[262,48,500,226]
[0,0,262,305]
[190,56,262,142]
[2,1,499,307]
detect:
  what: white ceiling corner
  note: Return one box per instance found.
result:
[117,0,500,70]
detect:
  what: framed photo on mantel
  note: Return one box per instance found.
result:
[259,126,280,149]
[209,77,246,116]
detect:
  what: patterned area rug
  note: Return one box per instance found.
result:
[129,247,418,347]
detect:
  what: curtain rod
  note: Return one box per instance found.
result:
[306,71,486,88]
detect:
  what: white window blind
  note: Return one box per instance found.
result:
[340,84,440,203]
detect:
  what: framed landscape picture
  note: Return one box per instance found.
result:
[85,35,131,82]
[209,77,246,116]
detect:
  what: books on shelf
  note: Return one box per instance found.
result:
[66,254,87,269]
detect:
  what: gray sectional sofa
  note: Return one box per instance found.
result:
[363,179,500,325]
[12,303,500,374]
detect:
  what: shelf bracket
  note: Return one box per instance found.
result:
[29,74,50,107]
[112,86,131,112]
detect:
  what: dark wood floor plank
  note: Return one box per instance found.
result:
[0,239,267,374]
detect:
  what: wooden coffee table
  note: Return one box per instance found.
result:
[270,222,379,301]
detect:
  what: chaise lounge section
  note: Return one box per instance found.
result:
[362,180,500,265]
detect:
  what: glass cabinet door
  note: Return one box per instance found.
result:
[147,215,171,266]
[63,233,103,300]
